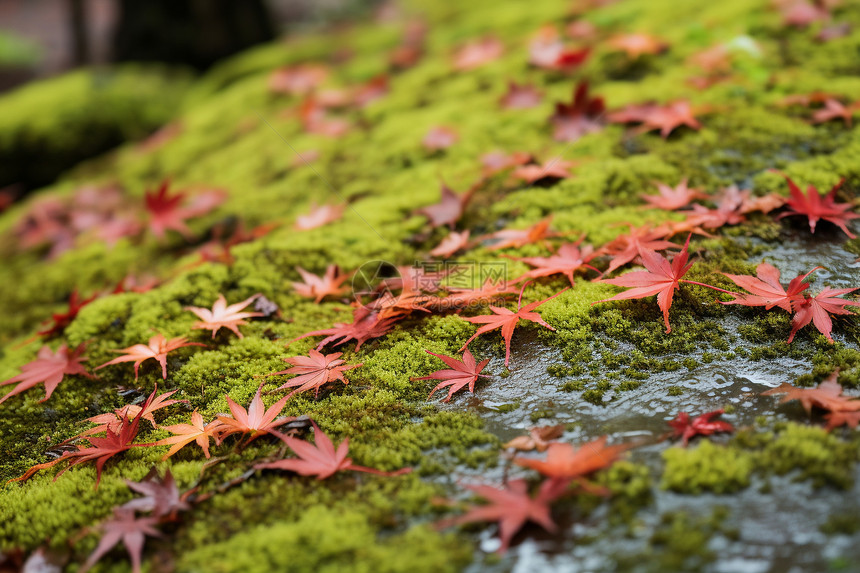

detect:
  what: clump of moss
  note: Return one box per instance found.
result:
[177,506,471,573]
[758,424,859,489]
[661,440,754,494]
[0,65,192,190]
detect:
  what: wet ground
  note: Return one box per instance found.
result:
[439,234,860,572]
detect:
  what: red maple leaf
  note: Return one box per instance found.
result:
[683,186,747,229]
[144,181,225,240]
[607,33,668,58]
[79,509,161,573]
[414,183,475,229]
[508,238,598,285]
[511,160,575,184]
[738,188,787,214]
[549,81,605,142]
[96,334,205,380]
[65,387,185,447]
[427,279,518,313]
[597,224,680,275]
[668,409,734,446]
[504,425,566,452]
[480,150,532,176]
[299,98,351,137]
[608,100,701,138]
[268,64,328,95]
[641,179,706,211]
[485,216,561,250]
[774,172,859,238]
[528,27,590,71]
[763,371,860,428]
[216,384,294,443]
[596,236,718,333]
[121,468,191,518]
[292,265,351,303]
[500,82,543,110]
[265,349,362,399]
[148,409,223,460]
[185,293,262,339]
[459,284,567,366]
[411,348,491,402]
[437,479,560,553]
[811,98,860,127]
[352,75,389,108]
[430,230,471,258]
[37,290,97,338]
[0,343,92,405]
[452,37,504,70]
[255,421,411,479]
[789,286,860,342]
[293,306,399,351]
[13,392,157,487]
[422,126,459,151]
[513,436,629,495]
[719,262,814,312]
[294,203,344,230]
[780,0,831,28]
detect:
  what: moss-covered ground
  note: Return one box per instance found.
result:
[2,0,860,571]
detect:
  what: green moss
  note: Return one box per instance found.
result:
[661,441,754,494]
[0,65,192,190]
[638,508,734,572]
[2,0,860,569]
[177,506,470,573]
[758,424,859,489]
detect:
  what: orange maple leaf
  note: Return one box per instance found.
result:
[460,284,567,366]
[292,265,350,303]
[216,384,294,443]
[185,293,263,338]
[0,343,92,405]
[255,421,411,479]
[265,349,362,399]
[96,334,205,380]
[148,410,223,459]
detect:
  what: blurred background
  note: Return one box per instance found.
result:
[0,0,380,93]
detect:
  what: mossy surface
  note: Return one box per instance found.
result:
[2,0,860,571]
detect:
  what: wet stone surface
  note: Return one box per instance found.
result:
[440,235,860,572]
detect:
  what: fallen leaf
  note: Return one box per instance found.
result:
[596,236,700,333]
[500,82,542,109]
[96,334,205,380]
[438,479,561,553]
[549,81,605,142]
[265,349,362,399]
[607,33,668,58]
[460,283,567,366]
[508,238,598,285]
[79,509,161,573]
[423,126,459,151]
[411,348,491,402]
[0,344,92,406]
[216,384,295,443]
[668,409,734,446]
[453,37,504,70]
[641,179,707,211]
[774,172,858,238]
[255,421,411,479]
[292,265,351,303]
[186,294,262,339]
[608,100,701,138]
